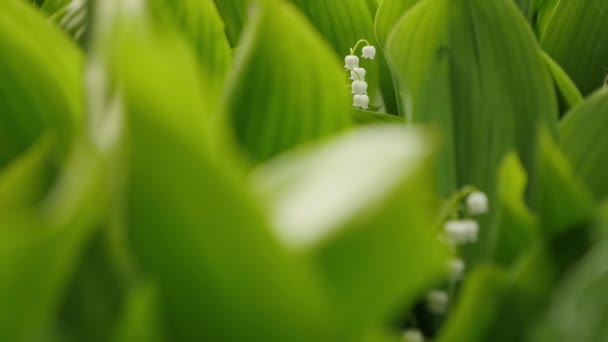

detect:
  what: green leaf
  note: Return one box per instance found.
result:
[386,0,558,262]
[488,153,539,266]
[112,282,168,342]
[0,0,83,167]
[374,0,418,49]
[0,141,107,342]
[148,0,231,109]
[532,129,594,237]
[437,266,510,342]
[98,8,337,341]
[560,89,608,200]
[532,239,608,342]
[542,52,584,116]
[536,0,608,95]
[222,0,352,164]
[0,137,54,214]
[212,0,247,46]
[352,108,404,124]
[252,125,448,335]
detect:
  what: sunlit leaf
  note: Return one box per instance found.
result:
[253,125,448,334]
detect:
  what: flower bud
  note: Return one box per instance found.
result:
[447,258,465,281]
[466,191,489,215]
[344,55,359,69]
[362,45,376,59]
[426,290,449,315]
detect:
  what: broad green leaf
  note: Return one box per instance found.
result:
[252,125,448,335]
[288,0,383,109]
[542,52,584,116]
[560,89,608,200]
[537,0,608,95]
[148,0,231,108]
[532,129,594,237]
[212,0,247,46]
[97,7,337,341]
[532,239,608,342]
[374,0,418,48]
[0,0,83,167]
[386,0,558,262]
[488,153,539,266]
[512,0,538,21]
[437,266,510,342]
[0,141,107,342]
[112,282,168,342]
[0,137,54,214]
[222,0,352,164]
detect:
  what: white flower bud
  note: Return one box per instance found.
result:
[362,45,376,59]
[402,329,425,342]
[344,55,359,69]
[426,290,449,315]
[447,258,465,281]
[353,94,370,109]
[350,67,366,81]
[351,80,368,95]
[444,219,479,244]
[466,191,489,215]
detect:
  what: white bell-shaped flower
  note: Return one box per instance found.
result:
[351,80,368,95]
[402,329,425,342]
[344,55,359,69]
[350,67,366,81]
[426,290,449,315]
[444,219,478,244]
[466,191,489,215]
[447,258,465,281]
[362,45,376,59]
[463,219,479,243]
[353,94,370,109]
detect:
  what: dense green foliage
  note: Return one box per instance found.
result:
[2,0,608,341]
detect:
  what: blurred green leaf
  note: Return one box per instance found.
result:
[560,89,608,200]
[97,7,338,341]
[352,108,404,124]
[222,0,352,164]
[212,0,247,47]
[488,153,539,266]
[112,282,168,342]
[148,0,231,109]
[532,239,608,342]
[542,52,584,116]
[532,129,594,237]
[0,0,83,167]
[0,141,107,342]
[253,125,448,336]
[0,137,54,214]
[536,0,608,95]
[437,266,509,342]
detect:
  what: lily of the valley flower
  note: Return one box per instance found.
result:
[351,80,368,95]
[353,94,369,109]
[466,191,489,216]
[447,258,465,281]
[402,329,425,342]
[344,55,359,69]
[350,67,366,81]
[362,45,376,59]
[444,219,479,244]
[426,290,449,315]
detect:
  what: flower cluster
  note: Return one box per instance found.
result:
[344,40,376,110]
